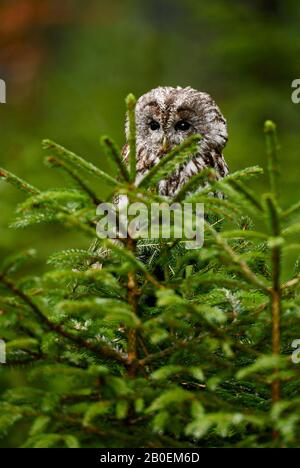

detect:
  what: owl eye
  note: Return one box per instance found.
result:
[175,120,191,131]
[149,120,160,131]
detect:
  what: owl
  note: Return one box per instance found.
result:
[123,86,228,197]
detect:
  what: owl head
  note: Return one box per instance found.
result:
[125,86,228,172]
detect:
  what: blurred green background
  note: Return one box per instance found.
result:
[0,0,300,267]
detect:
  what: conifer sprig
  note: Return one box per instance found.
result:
[45,155,101,205]
[42,139,121,188]
[101,136,130,183]
[126,94,137,182]
[0,168,40,195]
[265,120,280,200]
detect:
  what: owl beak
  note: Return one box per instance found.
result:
[161,136,170,154]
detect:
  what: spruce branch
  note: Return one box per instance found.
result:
[204,220,269,292]
[282,276,300,290]
[281,200,300,219]
[0,166,98,235]
[220,230,269,241]
[42,139,122,188]
[172,168,216,202]
[126,94,137,182]
[265,194,282,406]
[126,236,139,376]
[186,166,263,203]
[45,155,101,205]
[1,98,300,447]
[0,273,127,365]
[139,333,209,367]
[263,120,285,440]
[228,179,264,213]
[101,136,131,182]
[0,168,40,195]
[11,210,96,237]
[264,120,280,200]
[103,239,163,289]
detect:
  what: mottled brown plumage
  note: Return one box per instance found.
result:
[123,86,229,197]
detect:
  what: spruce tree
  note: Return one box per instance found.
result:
[0,96,299,448]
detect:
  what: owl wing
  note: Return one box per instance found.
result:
[199,149,229,178]
[157,149,228,198]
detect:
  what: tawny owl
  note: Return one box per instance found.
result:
[123,86,228,197]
